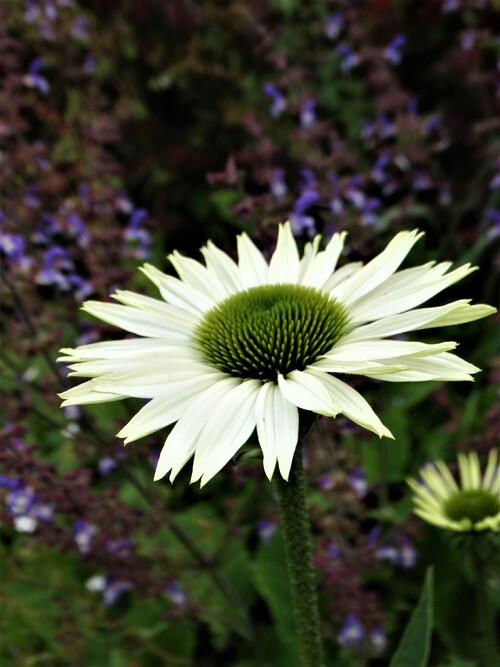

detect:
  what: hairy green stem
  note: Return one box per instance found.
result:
[273,443,325,667]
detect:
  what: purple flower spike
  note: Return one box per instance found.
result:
[337,44,359,73]
[23,58,50,94]
[270,168,288,200]
[0,476,24,491]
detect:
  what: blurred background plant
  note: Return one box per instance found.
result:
[0,0,498,665]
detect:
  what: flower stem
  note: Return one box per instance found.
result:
[273,442,325,667]
[473,549,498,667]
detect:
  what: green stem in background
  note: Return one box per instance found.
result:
[473,548,498,667]
[273,442,325,667]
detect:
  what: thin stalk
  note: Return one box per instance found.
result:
[273,443,325,667]
[473,550,497,667]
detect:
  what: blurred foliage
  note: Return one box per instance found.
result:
[1,0,499,666]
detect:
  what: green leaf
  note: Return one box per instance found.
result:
[389,567,434,667]
[251,532,300,665]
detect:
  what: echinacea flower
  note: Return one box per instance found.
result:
[408,451,500,532]
[58,223,495,486]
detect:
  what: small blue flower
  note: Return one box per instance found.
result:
[399,538,417,569]
[384,35,406,66]
[338,613,364,648]
[370,627,387,652]
[103,579,132,606]
[166,581,189,607]
[263,83,286,117]
[348,468,368,498]
[7,487,36,517]
[337,44,359,73]
[106,538,134,558]
[0,476,23,491]
[74,520,95,554]
[257,519,276,543]
[98,455,116,475]
[300,98,316,129]
[325,12,343,41]
[289,191,320,238]
[270,169,288,200]
[23,58,50,95]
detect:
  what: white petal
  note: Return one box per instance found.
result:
[268,222,300,284]
[140,264,213,314]
[307,370,393,438]
[300,232,347,288]
[340,301,473,342]
[322,340,456,362]
[277,371,339,417]
[111,290,198,327]
[255,382,299,480]
[413,303,497,329]
[92,361,221,398]
[297,235,321,282]
[322,262,363,291]
[331,230,424,305]
[348,264,477,324]
[117,373,225,443]
[309,358,406,375]
[58,338,189,363]
[200,241,244,294]
[169,251,228,301]
[367,352,480,382]
[59,381,124,406]
[190,380,262,486]
[236,232,268,287]
[82,301,191,340]
[154,377,242,481]
[482,450,498,491]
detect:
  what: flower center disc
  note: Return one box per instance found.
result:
[194,284,348,381]
[444,489,500,524]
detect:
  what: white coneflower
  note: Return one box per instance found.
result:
[408,450,500,532]
[58,223,495,486]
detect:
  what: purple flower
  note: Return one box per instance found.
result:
[338,614,364,648]
[71,15,88,40]
[257,519,276,543]
[317,474,335,491]
[106,538,134,558]
[348,468,368,498]
[166,581,189,607]
[67,213,89,247]
[289,191,320,237]
[0,233,29,268]
[325,12,343,41]
[7,487,36,517]
[0,476,23,491]
[68,274,93,302]
[125,209,151,259]
[371,154,391,184]
[337,44,359,73]
[461,29,475,52]
[23,57,50,94]
[413,169,433,191]
[442,0,460,11]
[360,198,381,227]
[423,114,441,137]
[270,169,288,200]
[263,83,286,117]
[376,545,399,564]
[98,456,116,475]
[83,54,96,74]
[327,542,341,559]
[103,579,132,606]
[74,520,95,554]
[370,627,387,652]
[328,174,344,216]
[485,209,500,240]
[300,99,316,129]
[384,35,406,65]
[399,538,417,569]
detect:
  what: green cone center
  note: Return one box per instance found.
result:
[444,489,500,524]
[194,283,348,381]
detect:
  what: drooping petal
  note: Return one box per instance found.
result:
[255,382,299,480]
[307,370,393,438]
[366,352,480,382]
[58,338,190,363]
[322,340,456,363]
[268,222,300,284]
[190,380,262,486]
[154,377,242,482]
[277,371,339,417]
